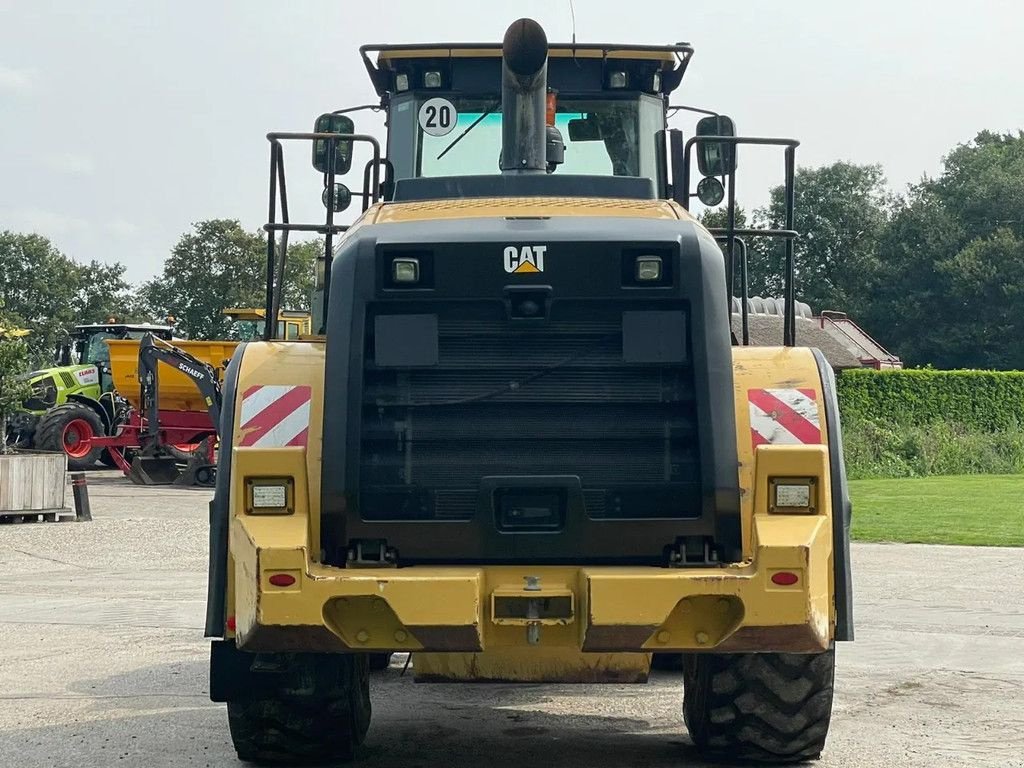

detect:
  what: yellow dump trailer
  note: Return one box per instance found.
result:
[106,339,237,412]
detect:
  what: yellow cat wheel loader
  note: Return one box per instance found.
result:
[206,18,853,764]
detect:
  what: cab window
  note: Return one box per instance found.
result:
[389,93,663,187]
[85,333,115,365]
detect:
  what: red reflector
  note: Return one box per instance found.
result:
[226,615,236,632]
[771,571,799,586]
[268,573,296,587]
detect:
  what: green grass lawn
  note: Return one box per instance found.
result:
[849,474,1024,546]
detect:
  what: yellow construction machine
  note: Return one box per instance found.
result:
[206,18,853,764]
[222,307,311,340]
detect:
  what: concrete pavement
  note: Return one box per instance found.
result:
[0,471,1021,767]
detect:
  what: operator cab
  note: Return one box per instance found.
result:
[360,42,691,195]
[63,323,174,392]
[64,323,173,366]
[223,308,311,341]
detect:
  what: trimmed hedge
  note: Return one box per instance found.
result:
[837,369,1024,431]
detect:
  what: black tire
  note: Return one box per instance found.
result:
[167,444,200,463]
[34,403,105,471]
[651,653,683,671]
[369,652,393,671]
[683,648,835,764]
[227,653,370,764]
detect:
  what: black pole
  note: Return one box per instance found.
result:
[738,237,750,346]
[138,334,160,442]
[783,145,796,346]
[725,163,737,330]
[270,148,291,336]
[71,472,91,522]
[264,141,279,341]
[677,130,690,209]
[320,138,337,336]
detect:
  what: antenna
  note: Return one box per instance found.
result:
[568,0,577,51]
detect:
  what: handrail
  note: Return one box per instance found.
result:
[262,133,382,339]
[682,135,800,346]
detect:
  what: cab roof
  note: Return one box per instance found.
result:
[360,41,693,97]
[73,323,172,333]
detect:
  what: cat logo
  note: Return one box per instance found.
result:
[503,244,546,274]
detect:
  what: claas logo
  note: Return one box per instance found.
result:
[503,244,546,274]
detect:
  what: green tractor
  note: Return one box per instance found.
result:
[9,322,173,469]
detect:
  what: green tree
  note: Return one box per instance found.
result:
[863,131,1024,369]
[74,260,136,325]
[281,239,320,312]
[935,228,1024,368]
[141,221,319,339]
[0,232,79,364]
[0,231,136,366]
[0,304,31,451]
[141,220,267,339]
[0,232,136,366]
[752,162,892,315]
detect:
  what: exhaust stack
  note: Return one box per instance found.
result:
[500,18,549,174]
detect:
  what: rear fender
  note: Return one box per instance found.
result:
[731,346,853,642]
[205,343,247,637]
[65,394,110,433]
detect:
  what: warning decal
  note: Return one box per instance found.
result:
[748,388,821,447]
[238,385,311,448]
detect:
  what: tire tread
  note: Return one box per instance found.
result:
[35,403,104,470]
[226,653,370,765]
[683,649,835,764]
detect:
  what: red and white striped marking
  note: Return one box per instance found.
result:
[238,385,311,448]
[748,388,821,447]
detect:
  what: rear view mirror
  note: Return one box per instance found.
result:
[312,113,355,175]
[695,115,736,176]
[57,340,72,366]
[321,183,352,212]
[568,116,602,142]
[696,176,725,206]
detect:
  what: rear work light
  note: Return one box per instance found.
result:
[635,255,663,282]
[607,70,628,89]
[392,257,420,284]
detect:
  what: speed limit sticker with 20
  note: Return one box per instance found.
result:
[418,97,457,136]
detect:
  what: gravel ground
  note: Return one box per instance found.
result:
[0,470,1022,767]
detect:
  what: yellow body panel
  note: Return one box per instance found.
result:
[106,339,238,412]
[369,196,694,224]
[224,340,838,680]
[731,346,831,557]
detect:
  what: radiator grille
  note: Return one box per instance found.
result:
[359,301,700,521]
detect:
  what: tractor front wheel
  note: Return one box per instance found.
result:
[682,648,835,764]
[227,653,371,764]
[35,403,105,471]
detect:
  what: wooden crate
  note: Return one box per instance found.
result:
[0,451,68,513]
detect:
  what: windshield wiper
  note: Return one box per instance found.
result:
[435,100,500,161]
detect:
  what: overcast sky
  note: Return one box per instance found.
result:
[2,0,1023,282]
